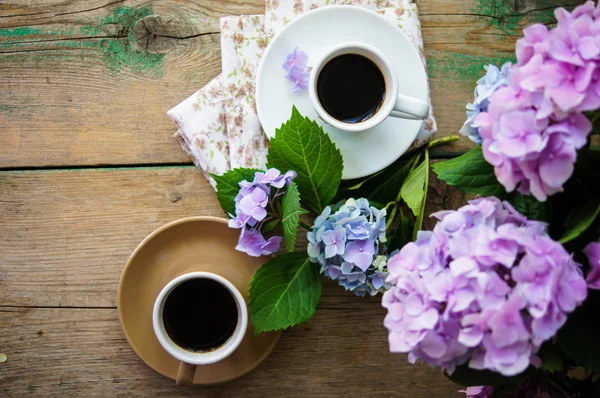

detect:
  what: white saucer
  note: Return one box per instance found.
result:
[256,5,428,180]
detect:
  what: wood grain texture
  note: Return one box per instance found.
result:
[0,305,459,397]
[0,0,566,395]
[0,0,585,168]
[0,165,467,308]
[0,166,467,396]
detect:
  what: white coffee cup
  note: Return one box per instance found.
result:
[152,272,248,387]
[308,42,430,132]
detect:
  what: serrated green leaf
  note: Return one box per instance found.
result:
[559,202,600,244]
[539,344,564,373]
[266,106,343,213]
[559,291,600,372]
[249,252,321,334]
[211,168,261,216]
[342,155,420,205]
[508,192,548,222]
[401,150,429,240]
[432,146,506,197]
[281,182,308,251]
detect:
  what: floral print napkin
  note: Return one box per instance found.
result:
[167,0,436,188]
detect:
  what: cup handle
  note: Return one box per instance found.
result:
[176,362,196,387]
[389,92,430,120]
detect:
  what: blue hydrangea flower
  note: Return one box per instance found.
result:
[460,63,512,144]
[307,198,390,296]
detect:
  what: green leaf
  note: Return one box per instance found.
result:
[538,344,564,374]
[387,209,413,253]
[401,149,429,240]
[508,192,548,222]
[281,182,308,252]
[249,252,321,334]
[559,291,600,372]
[343,155,420,205]
[262,218,280,233]
[211,168,261,216]
[447,364,534,388]
[432,146,506,197]
[401,156,428,216]
[266,106,344,213]
[559,202,600,244]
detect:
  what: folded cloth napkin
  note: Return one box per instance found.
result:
[168,0,436,188]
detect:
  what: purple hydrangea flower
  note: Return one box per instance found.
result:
[236,228,283,257]
[229,168,297,257]
[285,67,310,92]
[474,1,599,201]
[460,63,512,144]
[584,241,600,289]
[238,187,268,222]
[283,47,308,71]
[459,386,494,398]
[283,47,311,92]
[382,197,587,376]
[308,198,389,296]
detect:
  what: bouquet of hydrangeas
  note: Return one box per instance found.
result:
[380,2,600,396]
[210,2,600,396]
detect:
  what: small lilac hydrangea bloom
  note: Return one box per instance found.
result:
[584,241,600,289]
[459,386,494,398]
[475,2,600,201]
[229,168,297,257]
[307,198,389,296]
[236,228,283,257]
[283,47,309,71]
[283,47,310,92]
[460,63,512,144]
[382,197,587,376]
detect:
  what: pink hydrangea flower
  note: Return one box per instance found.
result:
[475,1,600,201]
[382,198,587,376]
[584,241,600,289]
[459,386,494,398]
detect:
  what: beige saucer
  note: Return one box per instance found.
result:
[117,216,281,385]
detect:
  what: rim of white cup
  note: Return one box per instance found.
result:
[152,271,248,366]
[308,41,398,133]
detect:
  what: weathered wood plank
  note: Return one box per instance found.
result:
[0,164,467,394]
[0,0,585,168]
[0,166,467,307]
[0,306,460,396]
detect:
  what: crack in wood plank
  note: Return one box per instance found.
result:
[52,0,127,18]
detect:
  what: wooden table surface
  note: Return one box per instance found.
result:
[0,0,585,396]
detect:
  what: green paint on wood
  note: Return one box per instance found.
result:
[0,6,164,76]
[426,50,515,80]
[97,39,164,74]
[472,0,582,34]
[0,105,16,114]
[0,26,44,39]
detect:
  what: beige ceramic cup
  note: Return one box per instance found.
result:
[152,272,248,387]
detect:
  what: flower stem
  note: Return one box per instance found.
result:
[386,204,397,231]
[547,380,570,398]
[299,221,312,230]
[426,135,461,149]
